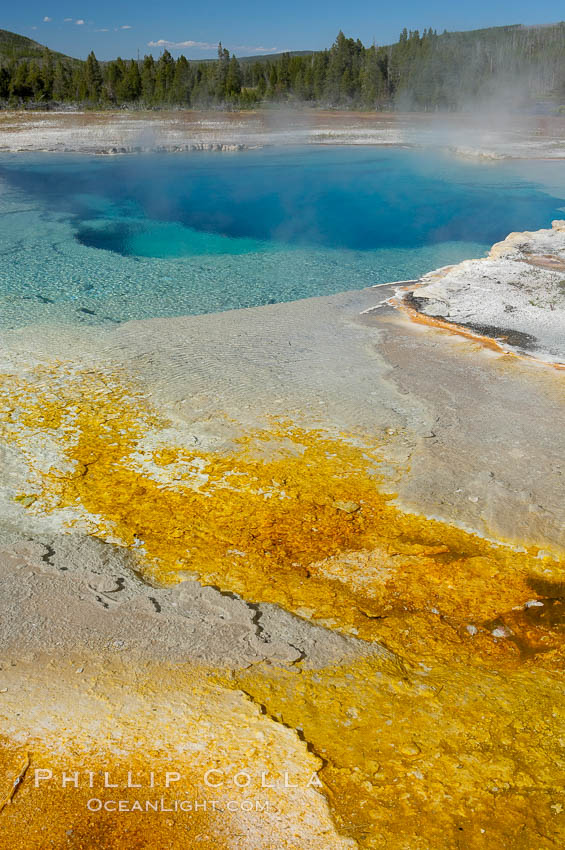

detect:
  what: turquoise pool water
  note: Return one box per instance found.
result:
[1,147,564,328]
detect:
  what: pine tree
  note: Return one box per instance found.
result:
[41,48,54,99]
[52,60,71,101]
[277,52,291,93]
[141,55,156,103]
[172,55,192,104]
[27,61,45,100]
[124,60,142,101]
[72,63,87,101]
[215,42,230,99]
[155,49,175,102]
[85,50,102,101]
[0,67,10,99]
[267,63,278,97]
[10,61,33,99]
[226,56,242,97]
[105,59,123,103]
[256,70,267,98]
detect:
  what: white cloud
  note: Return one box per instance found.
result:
[120,24,132,30]
[76,19,85,25]
[64,17,72,22]
[43,16,52,22]
[148,39,215,50]
[95,27,109,32]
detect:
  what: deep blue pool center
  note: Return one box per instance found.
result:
[0,147,564,327]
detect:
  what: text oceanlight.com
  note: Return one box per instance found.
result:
[86,798,273,813]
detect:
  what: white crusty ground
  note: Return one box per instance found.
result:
[406,220,565,363]
[0,110,564,157]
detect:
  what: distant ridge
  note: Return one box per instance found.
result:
[201,50,315,65]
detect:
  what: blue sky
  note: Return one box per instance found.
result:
[5,0,565,60]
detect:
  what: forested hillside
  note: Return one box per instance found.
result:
[1,23,564,110]
[0,28,75,64]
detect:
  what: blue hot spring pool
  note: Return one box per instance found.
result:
[1,147,564,327]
